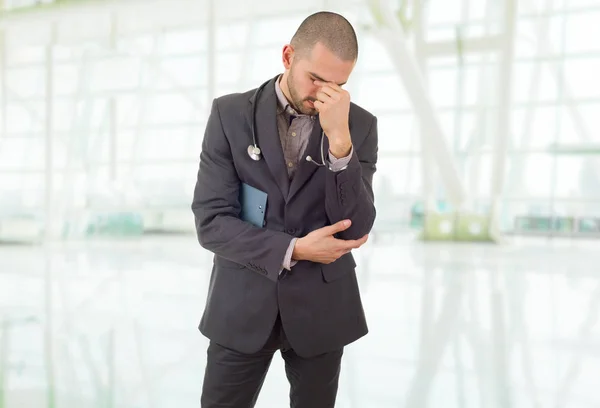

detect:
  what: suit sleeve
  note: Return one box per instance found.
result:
[191,98,294,282]
[324,115,378,240]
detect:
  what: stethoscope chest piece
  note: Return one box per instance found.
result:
[247,145,262,161]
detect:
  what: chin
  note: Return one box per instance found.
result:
[300,108,317,116]
[302,101,317,115]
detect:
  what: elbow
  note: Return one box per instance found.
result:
[196,214,222,250]
[194,216,209,248]
[363,208,376,237]
[196,221,220,253]
[192,197,236,251]
[192,204,213,250]
[342,207,376,240]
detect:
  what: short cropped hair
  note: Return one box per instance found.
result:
[290,11,358,62]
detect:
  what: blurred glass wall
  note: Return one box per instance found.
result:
[0,0,599,407]
[0,0,599,243]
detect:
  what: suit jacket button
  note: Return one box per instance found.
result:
[287,228,296,234]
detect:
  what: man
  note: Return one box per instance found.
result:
[191,11,378,408]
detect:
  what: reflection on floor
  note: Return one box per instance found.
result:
[1,234,599,407]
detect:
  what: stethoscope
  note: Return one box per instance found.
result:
[248,79,326,167]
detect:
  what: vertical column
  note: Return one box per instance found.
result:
[109,13,118,183]
[549,1,568,232]
[454,0,471,203]
[413,0,436,213]
[44,22,57,408]
[45,24,57,241]
[207,0,216,103]
[0,0,3,145]
[109,98,117,183]
[489,0,517,235]
[0,29,6,140]
[488,0,517,398]
[468,0,496,204]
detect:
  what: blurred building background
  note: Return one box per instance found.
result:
[0,0,599,407]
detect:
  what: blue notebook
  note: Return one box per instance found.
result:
[239,183,267,228]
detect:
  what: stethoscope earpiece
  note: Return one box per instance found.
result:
[304,136,325,167]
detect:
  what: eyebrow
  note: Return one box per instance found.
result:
[309,72,346,86]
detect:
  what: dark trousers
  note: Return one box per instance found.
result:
[200,315,344,408]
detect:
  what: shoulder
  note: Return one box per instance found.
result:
[349,101,375,120]
[213,87,255,112]
[349,101,377,134]
[206,86,260,142]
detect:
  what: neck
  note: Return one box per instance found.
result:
[279,72,294,107]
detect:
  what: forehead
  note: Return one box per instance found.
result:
[299,42,354,85]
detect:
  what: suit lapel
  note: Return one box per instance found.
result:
[251,78,290,199]
[288,120,329,201]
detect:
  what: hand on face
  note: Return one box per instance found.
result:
[313,80,352,157]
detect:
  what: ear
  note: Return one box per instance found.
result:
[282,44,294,70]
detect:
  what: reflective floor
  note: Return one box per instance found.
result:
[1,233,599,407]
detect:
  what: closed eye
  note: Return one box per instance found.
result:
[309,72,346,86]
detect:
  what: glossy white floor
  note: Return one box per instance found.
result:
[1,233,599,408]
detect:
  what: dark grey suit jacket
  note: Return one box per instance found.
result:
[191,75,378,358]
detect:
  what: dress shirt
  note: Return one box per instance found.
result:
[273,75,353,272]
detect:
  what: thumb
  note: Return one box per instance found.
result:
[320,219,351,236]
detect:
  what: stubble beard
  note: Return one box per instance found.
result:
[287,68,318,116]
